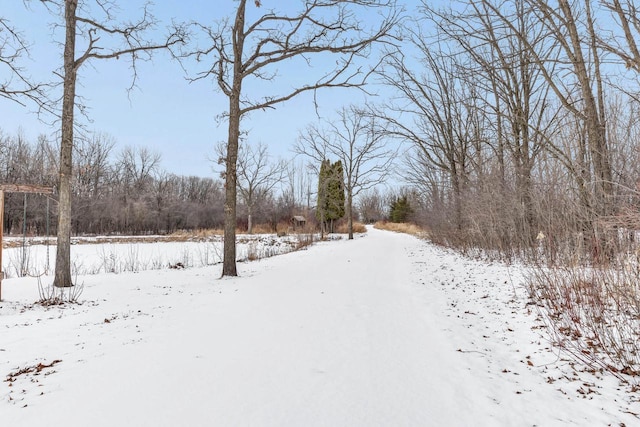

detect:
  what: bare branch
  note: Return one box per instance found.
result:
[0,16,52,110]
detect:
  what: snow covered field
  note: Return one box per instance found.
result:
[1,234,303,278]
[1,227,638,426]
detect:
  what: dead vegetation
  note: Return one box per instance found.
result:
[373,221,425,236]
[528,264,640,386]
[335,221,367,234]
[5,359,62,384]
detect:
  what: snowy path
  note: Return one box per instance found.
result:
[2,228,637,425]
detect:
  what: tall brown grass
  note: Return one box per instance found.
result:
[335,221,367,234]
[374,221,425,236]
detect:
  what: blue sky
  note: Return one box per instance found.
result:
[0,1,407,178]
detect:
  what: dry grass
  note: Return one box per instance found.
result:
[3,226,300,249]
[171,229,223,239]
[374,221,425,236]
[250,223,276,234]
[335,221,367,234]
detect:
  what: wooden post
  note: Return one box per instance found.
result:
[0,184,54,302]
[0,190,4,301]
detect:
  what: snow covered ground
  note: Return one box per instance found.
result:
[1,233,303,278]
[1,227,638,426]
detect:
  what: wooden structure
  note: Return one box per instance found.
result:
[0,184,54,301]
[291,215,306,231]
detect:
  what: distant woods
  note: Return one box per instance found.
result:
[0,127,400,238]
[0,131,297,236]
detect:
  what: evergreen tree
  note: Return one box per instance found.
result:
[316,159,330,227]
[389,195,411,223]
[326,160,345,223]
[316,159,345,233]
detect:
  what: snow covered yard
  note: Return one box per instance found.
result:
[1,233,305,278]
[1,227,638,426]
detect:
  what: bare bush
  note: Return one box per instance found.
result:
[194,241,222,266]
[295,234,315,251]
[37,275,84,306]
[98,246,118,273]
[527,265,640,385]
[8,245,33,278]
[123,245,143,273]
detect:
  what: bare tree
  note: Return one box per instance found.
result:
[287,159,317,215]
[44,0,185,287]
[482,0,614,260]
[189,0,399,276]
[377,41,474,233]
[115,145,162,194]
[74,132,115,198]
[296,105,394,239]
[357,187,386,223]
[426,0,558,245]
[218,141,285,234]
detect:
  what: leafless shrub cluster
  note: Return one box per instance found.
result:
[294,234,315,251]
[37,275,84,305]
[528,265,640,385]
[241,233,316,261]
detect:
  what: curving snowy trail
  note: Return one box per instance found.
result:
[1,227,637,426]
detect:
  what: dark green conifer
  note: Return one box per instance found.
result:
[316,159,345,233]
[389,195,411,223]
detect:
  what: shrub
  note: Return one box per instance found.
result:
[527,264,640,385]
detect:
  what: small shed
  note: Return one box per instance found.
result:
[291,215,306,231]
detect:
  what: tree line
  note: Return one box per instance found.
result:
[0,130,312,236]
[0,126,403,238]
[377,0,640,266]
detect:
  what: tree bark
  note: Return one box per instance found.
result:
[0,190,4,301]
[223,93,240,276]
[222,0,246,277]
[347,189,354,240]
[54,0,78,288]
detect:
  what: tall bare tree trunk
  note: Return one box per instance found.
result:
[247,211,253,235]
[222,1,246,277]
[54,0,78,288]
[223,94,240,276]
[559,0,611,207]
[347,189,354,240]
[559,0,612,261]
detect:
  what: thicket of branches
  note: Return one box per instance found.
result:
[382,0,640,267]
[0,130,304,236]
